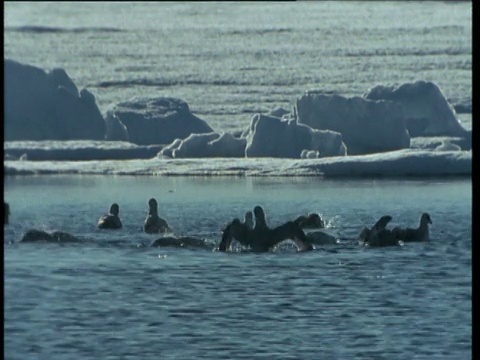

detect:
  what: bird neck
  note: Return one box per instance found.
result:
[419,219,429,232]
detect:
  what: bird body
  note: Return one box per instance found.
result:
[359,215,400,247]
[393,213,432,242]
[144,198,172,234]
[98,203,122,229]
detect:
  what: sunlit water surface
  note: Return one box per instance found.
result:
[3,1,472,133]
[4,175,471,359]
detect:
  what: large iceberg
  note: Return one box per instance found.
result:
[104,97,215,145]
[364,80,469,137]
[4,59,106,141]
[244,114,347,158]
[294,93,411,155]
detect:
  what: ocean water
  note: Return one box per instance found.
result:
[4,1,472,133]
[4,2,472,359]
[4,175,472,359]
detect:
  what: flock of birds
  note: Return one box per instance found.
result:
[4,199,432,252]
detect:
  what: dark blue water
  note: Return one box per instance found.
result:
[4,175,471,359]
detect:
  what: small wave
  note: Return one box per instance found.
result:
[225,28,293,36]
[343,47,470,57]
[114,65,156,72]
[93,77,302,89]
[95,79,178,88]
[392,25,466,34]
[5,25,124,34]
[93,78,246,88]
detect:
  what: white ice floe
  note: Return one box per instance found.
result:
[364,80,469,138]
[4,59,106,141]
[244,114,347,158]
[160,132,246,158]
[104,96,215,145]
[295,92,411,155]
[4,148,471,177]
